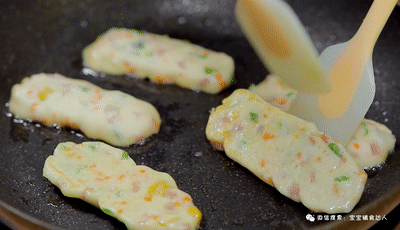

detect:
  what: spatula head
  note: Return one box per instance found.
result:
[289,42,375,145]
[235,0,331,93]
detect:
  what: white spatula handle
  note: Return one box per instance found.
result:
[353,0,398,55]
[317,0,398,119]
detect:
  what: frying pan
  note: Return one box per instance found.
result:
[1,0,399,229]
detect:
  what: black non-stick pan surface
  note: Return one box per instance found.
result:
[1,0,400,229]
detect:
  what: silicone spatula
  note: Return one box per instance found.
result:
[289,0,397,145]
[235,0,330,94]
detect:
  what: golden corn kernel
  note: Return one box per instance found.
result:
[148,181,173,197]
[38,87,54,101]
[188,207,202,222]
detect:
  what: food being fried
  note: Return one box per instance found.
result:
[346,119,396,167]
[83,28,235,94]
[206,89,367,213]
[249,74,297,111]
[9,73,161,146]
[43,142,202,230]
[251,74,396,168]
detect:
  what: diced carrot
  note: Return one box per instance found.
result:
[215,73,228,88]
[266,177,274,187]
[260,159,266,168]
[96,176,110,181]
[124,61,136,73]
[31,103,38,113]
[297,152,302,159]
[118,175,126,180]
[353,142,361,149]
[155,76,166,84]
[174,202,182,207]
[263,133,275,140]
[333,183,339,194]
[321,134,329,144]
[117,209,123,214]
[275,98,287,106]
[90,94,103,110]
[144,196,152,202]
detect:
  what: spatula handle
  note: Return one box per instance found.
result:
[317,0,397,119]
[353,0,398,54]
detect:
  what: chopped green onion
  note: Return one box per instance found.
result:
[205,67,218,75]
[133,51,142,56]
[115,131,123,140]
[361,122,369,136]
[248,84,256,90]
[334,176,350,182]
[76,165,88,173]
[287,92,294,97]
[250,112,259,121]
[116,190,122,197]
[88,145,97,152]
[121,151,129,160]
[188,51,208,59]
[328,143,343,157]
[78,86,89,92]
[134,41,145,49]
[238,140,248,149]
[102,208,114,216]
